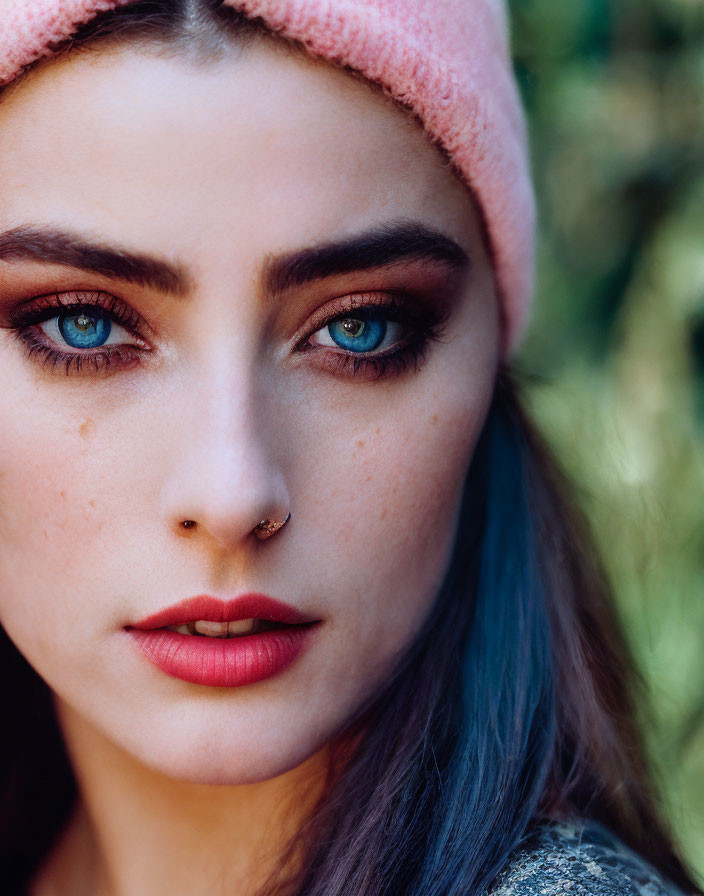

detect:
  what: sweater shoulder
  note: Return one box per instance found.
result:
[487,816,689,896]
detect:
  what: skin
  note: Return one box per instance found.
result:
[0,35,500,896]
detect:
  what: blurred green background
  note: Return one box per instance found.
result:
[508,0,704,883]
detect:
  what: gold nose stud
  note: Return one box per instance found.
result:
[253,512,291,541]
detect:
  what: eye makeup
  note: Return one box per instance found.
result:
[2,285,452,381]
[5,290,149,376]
[297,291,451,381]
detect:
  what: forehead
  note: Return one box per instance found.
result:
[0,39,481,271]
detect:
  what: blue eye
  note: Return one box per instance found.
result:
[327,317,387,353]
[58,311,111,349]
[13,291,148,376]
[37,306,138,354]
[311,312,405,355]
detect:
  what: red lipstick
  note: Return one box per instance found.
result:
[126,594,320,688]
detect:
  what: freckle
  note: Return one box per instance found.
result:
[366,475,371,482]
[89,500,95,508]
[357,440,365,448]
[376,427,381,435]
[380,507,388,520]
[60,490,66,499]
[79,418,96,439]
[431,414,439,425]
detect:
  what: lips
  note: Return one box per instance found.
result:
[128,593,316,629]
[125,594,320,688]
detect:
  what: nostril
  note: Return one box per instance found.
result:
[180,520,197,530]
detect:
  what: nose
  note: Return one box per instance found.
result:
[159,365,291,553]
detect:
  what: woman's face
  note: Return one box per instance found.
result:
[0,37,499,783]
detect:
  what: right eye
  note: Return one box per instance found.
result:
[8,291,151,376]
[39,308,139,350]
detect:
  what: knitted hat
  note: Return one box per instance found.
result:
[0,0,535,354]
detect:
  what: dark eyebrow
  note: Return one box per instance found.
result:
[264,222,470,295]
[0,225,191,297]
[0,221,469,301]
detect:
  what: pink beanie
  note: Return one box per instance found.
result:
[0,0,535,354]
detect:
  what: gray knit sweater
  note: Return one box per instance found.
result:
[488,816,695,896]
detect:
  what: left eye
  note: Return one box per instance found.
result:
[39,309,138,350]
[310,315,405,354]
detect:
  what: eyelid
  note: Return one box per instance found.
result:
[6,289,153,376]
[9,290,151,342]
[291,289,452,382]
[294,291,432,348]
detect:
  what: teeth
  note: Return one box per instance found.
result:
[227,618,257,635]
[165,618,259,637]
[193,620,230,638]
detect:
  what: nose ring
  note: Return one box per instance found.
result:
[253,512,291,541]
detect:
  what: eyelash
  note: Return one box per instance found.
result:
[7,290,449,380]
[8,292,147,376]
[298,294,450,380]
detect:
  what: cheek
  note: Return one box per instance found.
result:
[294,379,485,692]
[0,373,114,639]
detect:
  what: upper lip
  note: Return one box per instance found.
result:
[128,594,317,630]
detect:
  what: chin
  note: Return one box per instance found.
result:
[111,714,329,786]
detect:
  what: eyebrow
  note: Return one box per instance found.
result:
[0,225,191,297]
[264,222,470,295]
[0,220,470,299]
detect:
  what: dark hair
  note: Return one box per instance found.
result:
[0,3,701,894]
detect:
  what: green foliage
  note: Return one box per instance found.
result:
[508,0,704,882]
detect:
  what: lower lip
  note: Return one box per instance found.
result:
[127,624,320,687]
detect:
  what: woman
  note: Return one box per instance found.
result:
[0,1,700,894]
